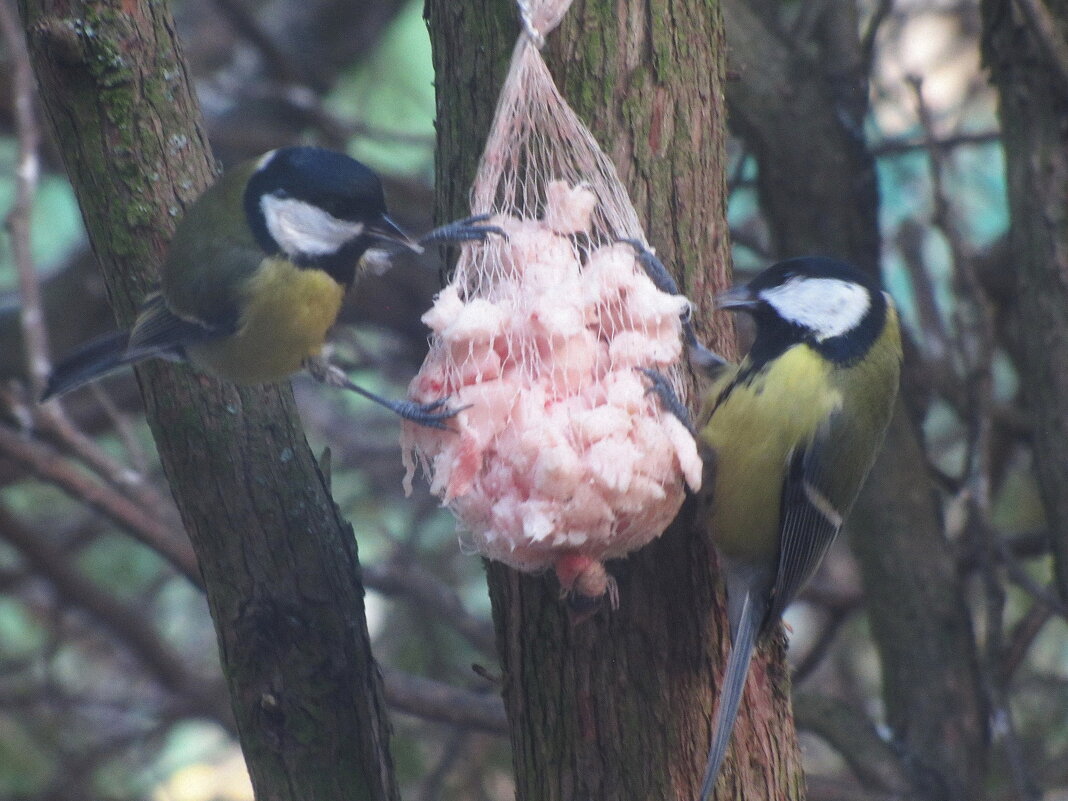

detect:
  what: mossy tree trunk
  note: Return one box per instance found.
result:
[427,2,805,799]
[17,2,397,799]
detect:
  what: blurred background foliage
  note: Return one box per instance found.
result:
[0,0,1064,799]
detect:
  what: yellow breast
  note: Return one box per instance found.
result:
[188,257,346,385]
[700,345,842,560]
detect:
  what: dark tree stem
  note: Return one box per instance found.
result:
[427,2,804,799]
[17,1,398,799]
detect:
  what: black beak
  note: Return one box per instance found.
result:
[367,214,423,254]
[715,284,758,310]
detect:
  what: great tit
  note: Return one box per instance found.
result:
[633,250,901,800]
[43,146,484,427]
[694,256,901,800]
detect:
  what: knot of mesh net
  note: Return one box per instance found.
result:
[517,0,572,48]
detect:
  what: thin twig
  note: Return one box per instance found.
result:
[957,529,1051,574]
[1002,601,1054,685]
[0,423,200,586]
[418,728,473,801]
[34,404,156,497]
[245,83,438,148]
[790,0,830,43]
[792,605,855,684]
[0,506,229,728]
[0,3,159,490]
[87,383,152,475]
[896,219,950,359]
[0,0,49,397]
[873,130,1001,158]
[990,528,1068,616]
[910,74,1040,801]
[793,693,910,794]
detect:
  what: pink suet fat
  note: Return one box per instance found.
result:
[402,182,701,606]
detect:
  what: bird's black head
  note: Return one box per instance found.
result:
[243,146,416,285]
[718,256,887,368]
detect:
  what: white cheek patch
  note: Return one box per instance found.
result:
[261,194,365,257]
[256,150,279,170]
[760,277,871,340]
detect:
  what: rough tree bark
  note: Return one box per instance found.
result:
[17,2,397,799]
[722,2,987,799]
[428,2,805,800]
[982,0,1068,606]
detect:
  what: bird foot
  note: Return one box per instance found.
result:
[304,358,466,430]
[419,213,508,248]
[619,239,729,378]
[637,367,696,434]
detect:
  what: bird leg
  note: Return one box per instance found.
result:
[637,367,696,435]
[618,238,729,378]
[303,357,466,430]
[419,213,507,248]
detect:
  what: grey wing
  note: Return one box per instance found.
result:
[126,292,231,361]
[766,420,844,627]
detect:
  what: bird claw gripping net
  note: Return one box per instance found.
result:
[402,0,701,606]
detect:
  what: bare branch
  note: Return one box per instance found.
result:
[363,557,496,656]
[793,693,910,794]
[806,776,917,801]
[0,423,199,585]
[1002,601,1055,685]
[86,383,152,475]
[417,728,475,801]
[791,605,856,684]
[0,506,230,728]
[381,668,506,734]
[242,83,437,148]
[872,129,1001,158]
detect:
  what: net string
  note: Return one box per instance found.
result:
[457,37,648,290]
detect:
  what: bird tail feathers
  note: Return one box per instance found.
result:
[42,330,138,400]
[697,591,763,801]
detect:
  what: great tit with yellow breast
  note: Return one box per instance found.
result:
[693,256,901,800]
[634,250,901,801]
[43,146,489,427]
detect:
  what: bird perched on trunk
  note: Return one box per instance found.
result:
[43,146,493,427]
[634,249,901,800]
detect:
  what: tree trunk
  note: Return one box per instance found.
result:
[427,2,805,799]
[18,2,397,799]
[982,0,1068,606]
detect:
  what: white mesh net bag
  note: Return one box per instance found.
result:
[402,0,701,605]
